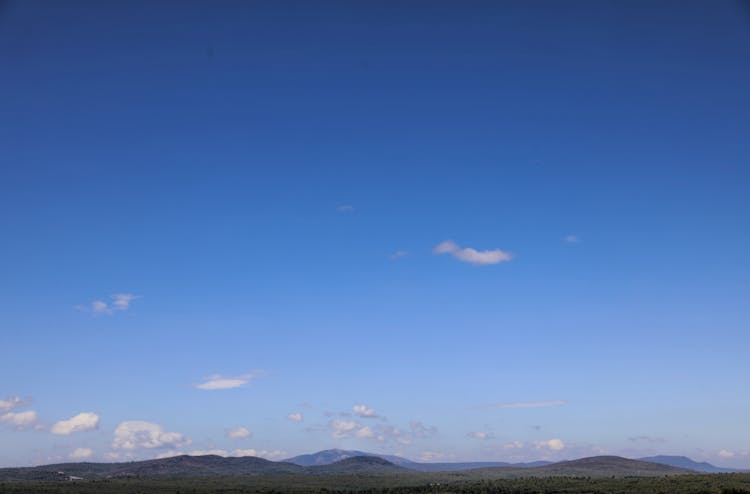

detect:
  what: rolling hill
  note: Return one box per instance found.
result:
[284,448,550,471]
[637,455,740,473]
[0,453,700,481]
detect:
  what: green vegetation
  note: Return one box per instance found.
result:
[1,472,750,494]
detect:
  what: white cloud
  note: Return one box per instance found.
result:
[478,400,566,410]
[564,234,581,243]
[536,438,565,451]
[51,412,100,435]
[225,427,251,439]
[91,300,111,315]
[0,396,30,412]
[719,449,735,458]
[112,421,191,450]
[503,441,524,450]
[468,431,493,440]
[112,293,140,310]
[70,447,94,459]
[353,404,378,418]
[355,426,376,438]
[81,294,140,315]
[287,412,304,422]
[0,410,39,430]
[433,240,512,266]
[329,419,360,439]
[194,371,264,390]
[337,204,354,213]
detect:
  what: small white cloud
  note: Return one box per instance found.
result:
[468,431,493,440]
[355,426,375,438]
[719,449,735,458]
[225,427,251,439]
[536,438,565,451]
[478,400,566,410]
[564,234,581,244]
[503,441,524,450]
[70,447,94,459]
[287,412,304,422]
[353,404,378,418]
[112,293,140,311]
[80,294,140,316]
[337,204,355,213]
[0,396,30,413]
[51,412,100,435]
[112,421,191,450]
[0,410,38,430]
[433,240,512,266]
[328,419,360,439]
[194,371,264,391]
[92,300,111,315]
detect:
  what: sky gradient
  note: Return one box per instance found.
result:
[1,0,749,468]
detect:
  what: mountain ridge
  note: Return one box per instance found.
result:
[0,453,711,481]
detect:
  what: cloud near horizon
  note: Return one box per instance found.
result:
[112,421,191,450]
[70,447,94,459]
[433,240,512,266]
[51,412,100,435]
[225,427,251,439]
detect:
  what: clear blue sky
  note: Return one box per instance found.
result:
[1,0,749,468]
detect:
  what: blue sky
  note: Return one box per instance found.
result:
[1,0,749,468]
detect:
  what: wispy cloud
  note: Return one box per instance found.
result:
[564,234,581,244]
[433,240,512,266]
[194,371,265,391]
[322,416,436,446]
[78,293,141,316]
[51,412,100,435]
[467,431,494,440]
[628,435,665,443]
[225,427,251,439]
[337,204,354,213]
[287,412,304,422]
[390,250,409,260]
[477,400,566,410]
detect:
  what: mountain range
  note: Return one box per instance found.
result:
[1,449,740,481]
[285,449,552,471]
